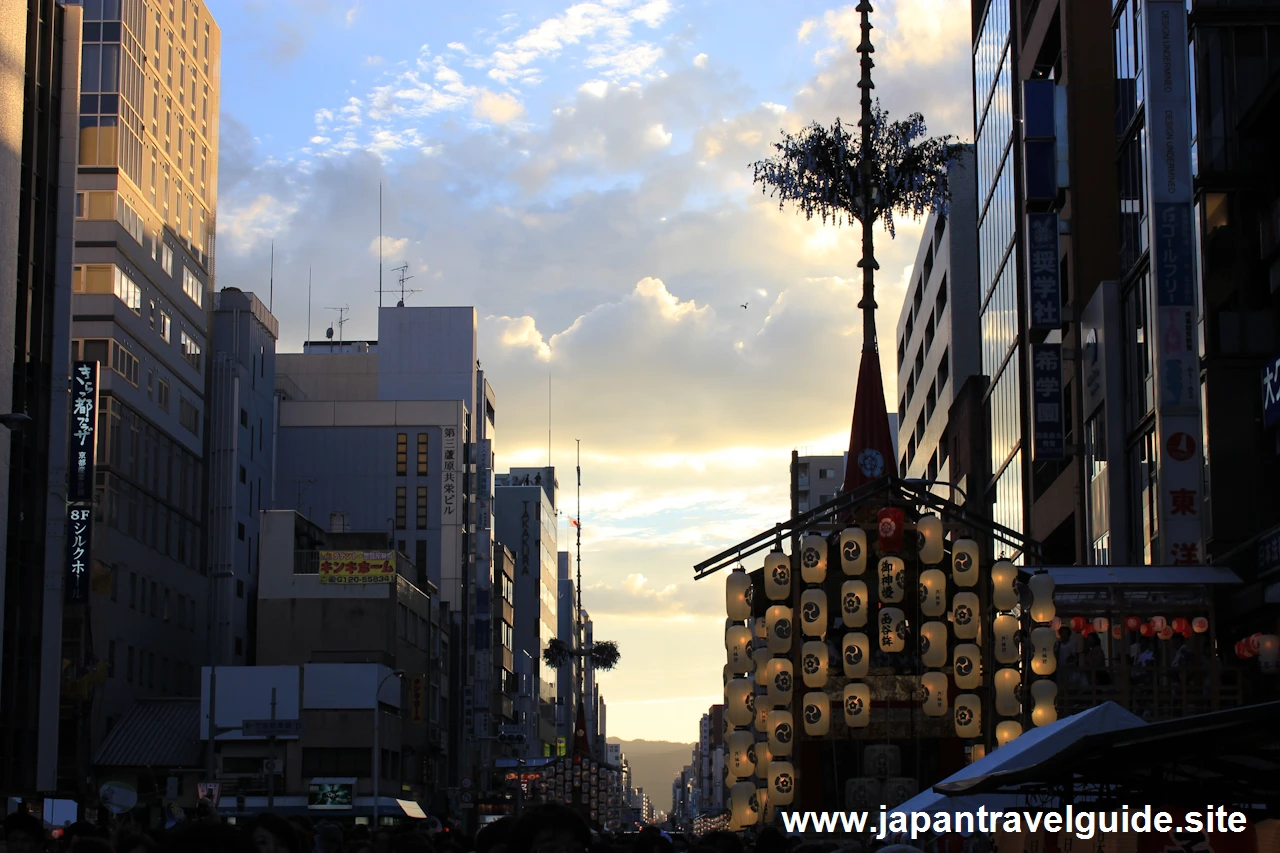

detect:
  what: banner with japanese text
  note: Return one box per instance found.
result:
[317,550,396,584]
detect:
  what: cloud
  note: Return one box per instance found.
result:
[472,90,526,124]
[368,235,410,259]
[692,52,708,69]
[797,19,817,43]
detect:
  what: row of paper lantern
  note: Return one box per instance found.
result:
[1236,633,1280,670]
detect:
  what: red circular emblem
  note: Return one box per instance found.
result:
[1166,432,1196,462]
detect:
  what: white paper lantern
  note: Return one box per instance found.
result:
[865,744,901,778]
[730,780,759,829]
[1031,678,1058,727]
[878,606,907,653]
[1260,635,1280,673]
[799,589,828,639]
[769,761,796,806]
[764,551,791,601]
[953,643,981,690]
[954,693,981,738]
[753,647,772,685]
[884,778,919,807]
[952,539,979,588]
[727,730,756,779]
[841,580,869,628]
[1151,616,1167,632]
[755,741,772,779]
[1028,572,1055,623]
[1192,616,1209,633]
[766,710,795,757]
[996,720,1023,747]
[877,556,906,604]
[800,534,828,584]
[727,624,754,672]
[1092,617,1109,633]
[952,592,980,640]
[1051,616,1062,632]
[920,621,948,669]
[801,691,830,736]
[921,671,948,717]
[755,702,769,734]
[991,560,1018,611]
[916,515,944,564]
[754,617,767,640]
[920,569,947,618]
[725,678,755,727]
[842,632,870,678]
[844,778,881,810]
[800,641,829,688]
[839,527,868,576]
[994,667,1021,717]
[1030,626,1057,675]
[766,605,794,654]
[727,568,752,620]
[764,658,793,708]
[993,614,1019,665]
[843,682,871,728]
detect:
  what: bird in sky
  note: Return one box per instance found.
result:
[740,302,748,309]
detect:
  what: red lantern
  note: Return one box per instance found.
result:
[1111,625,1124,640]
[1151,616,1167,631]
[1140,622,1155,638]
[1236,641,1252,659]
[1181,628,1193,639]
[1081,625,1094,638]
[877,508,905,553]
[1071,616,1087,633]
[1158,626,1175,641]
[1192,617,1209,633]
[1250,633,1264,653]
[1124,616,1141,631]
[1172,617,1189,634]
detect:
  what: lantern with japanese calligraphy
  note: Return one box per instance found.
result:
[1093,617,1109,633]
[769,762,796,807]
[725,678,755,727]
[1158,626,1175,641]
[1151,616,1167,632]
[764,551,791,601]
[994,614,1019,665]
[842,632,870,678]
[841,580,869,627]
[766,710,795,757]
[843,682,871,728]
[764,658,793,707]
[878,607,907,653]
[802,691,830,736]
[1028,571,1055,623]
[753,647,771,685]
[920,621,948,669]
[755,617,767,639]
[726,624,753,672]
[755,702,769,734]
[1124,615,1141,631]
[840,527,868,575]
[884,778,919,808]
[799,589,828,639]
[996,720,1023,747]
[1031,679,1058,727]
[952,592,980,640]
[844,778,881,810]
[991,561,1018,611]
[1030,626,1057,675]
[920,569,947,617]
[954,694,981,738]
[877,556,906,604]
[877,507,905,552]
[866,745,902,778]
[1193,616,1209,633]
[994,668,1020,717]
[916,514,944,564]
[1259,635,1280,673]
[952,539,980,587]
[727,730,756,779]
[800,641,829,688]
[729,781,759,830]
[766,605,793,654]
[953,643,981,690]
[921,671,948,717]
[755,741,772,780]
[727,568,752,620]
[800,534,828,584]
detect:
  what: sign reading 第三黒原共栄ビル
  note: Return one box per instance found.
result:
[317,551,395,584]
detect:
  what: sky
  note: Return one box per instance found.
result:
[205,0,974,743]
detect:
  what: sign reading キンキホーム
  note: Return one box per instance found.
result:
[317,551,395,584]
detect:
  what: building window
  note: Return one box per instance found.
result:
[180,331,201,371]
[236,579,245,598]
[182,265,202,306]
[396,433,407,475]
[159,310,171,343]
[111,341,140,386]
[938,349,950,391]
[178,396,199,436]
[395,487,407,529]
[161,242,173,276]
[237,522,245,540]
[113,266,142,313]
[150,581,157,617]
[148,651,155,689]
[239,465,246,484]
[936,274,948,316]
[157,378,170,412]
[116,194,143,245]
[417,433,428,475]
[417,487,428,529]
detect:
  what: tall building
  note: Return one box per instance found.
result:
[895,146,981,497]
[0,0,82,797]
[793,455,843,513]
[556,549,577,743]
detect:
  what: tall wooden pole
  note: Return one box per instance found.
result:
[856,1,879,353]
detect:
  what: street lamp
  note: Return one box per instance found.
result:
[372,668,405,827]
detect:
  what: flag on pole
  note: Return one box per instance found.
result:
[570,518,580,528]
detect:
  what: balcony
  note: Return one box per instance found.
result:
[1057,664,1244,721]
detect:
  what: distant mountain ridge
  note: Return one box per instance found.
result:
[607,737,694,815]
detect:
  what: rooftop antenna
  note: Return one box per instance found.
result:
[325,305,350,345]
[307,267,312,345]
[378,183,383,308]
[269,241,274,312]
[385,263,420,307]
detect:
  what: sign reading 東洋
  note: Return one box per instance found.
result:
[317,551,395,584]
[1031,343,1065,460]
[1026,213,1061,329]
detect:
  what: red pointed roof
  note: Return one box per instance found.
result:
[841,347,896,494]
[573,701,591,755]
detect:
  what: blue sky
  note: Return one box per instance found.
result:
[205,0,974,744]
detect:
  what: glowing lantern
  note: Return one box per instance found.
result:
[877,508,906,552]
[766,710,795,757]
[764,551,791,601]
[1051,616,1062,631]
[799,589,828,639]
[878,607,907,653]
[1111,625,1124,640]
[877,557,906,604]
[1093,617,1109,633]
[1171,617,1189,634]
[1031,679,1058,727]
[1251,633,1264,653]
[1260,635,1280,673]
[994,668,1020,717]
[800,534,828,584]
[727,568,752,620]
[727,730,756,778]
[726,624,754,672]
[996,720,1023,747]
[1139,621,1154,637]
[916,514,944,564]
[844,778,881,810]
[755,703,769,734]
[841,580,869,627]
[1158,626,1175,641]
[952,592,980,640]
[839,527,868,576]
[1070,616,1087,633]
[951,539,979,588]
[1028,572,1055,623]
[753,647,771,686]
[725,678,755,727]
[884,778,919,807]
[1030,626,1057,675]
[920,621,948,669]
[1236,640,1254,660]
[800,641,829,689]
[920,569,947,617]
[953,643,981,690]
[755,742,772,780]
[842,632,870,678]
[766,605,794,654]
[729,781,759,830]
[764,658,793,708]
[1151,616,1168,632]
[954,694,981,738]
[1125,615,1141,631]
[921,671,948,717]
[991,561,1018,611]
[801,691,830,736]
[769,762,796,807]
[993,614,1019,665]
[843,682,871,728]
[1193,616,1209,633]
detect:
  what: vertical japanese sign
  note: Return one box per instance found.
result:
[66,361,100,604]
[1026,213,1061,329]
[442,426,457,520]
[65,508,93,605]
[409,676,425,723]
[1144,0,1204,565]
[1262,355,1280,428]
[1031,343,1065,460]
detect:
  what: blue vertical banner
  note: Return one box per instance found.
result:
[1031,344,1065,460]
[1026,213,1061,329]
[66,360,100,604]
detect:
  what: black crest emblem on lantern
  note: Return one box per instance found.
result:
[920,683,931,703]
[895,569,906,591]
[802,600,821,623]
[772,565,790,587]
[955,706,974,726]
[775,618,792,639]
[774,670,792,693]
[843,540,861,562]
[774,722,793,744]
[804,703,822,725]
[954,552,973,572]
[775,772,794,794]
[802,546,821,569]
[845,694,864,716]
[844,644,863,667]
[749,791,761,812]
[1014,682,1024,704]
[955,604,973,625]
[919,633,930,655]
[745,584,755,607]
[745,692,756,714]
[919,582,928,603]
[843,592,862,614]
[896,620,910,641]
[747,744,757,765]
[803,653,821,675]
[955,656,974,677]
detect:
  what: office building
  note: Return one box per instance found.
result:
[895,146,981,496]
[557,550,578,744]
[0,0,81,797]
[492,544,517,728]
[793,455,843,513]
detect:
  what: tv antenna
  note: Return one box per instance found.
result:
[324,305,350,344]
[378,263,420,307]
